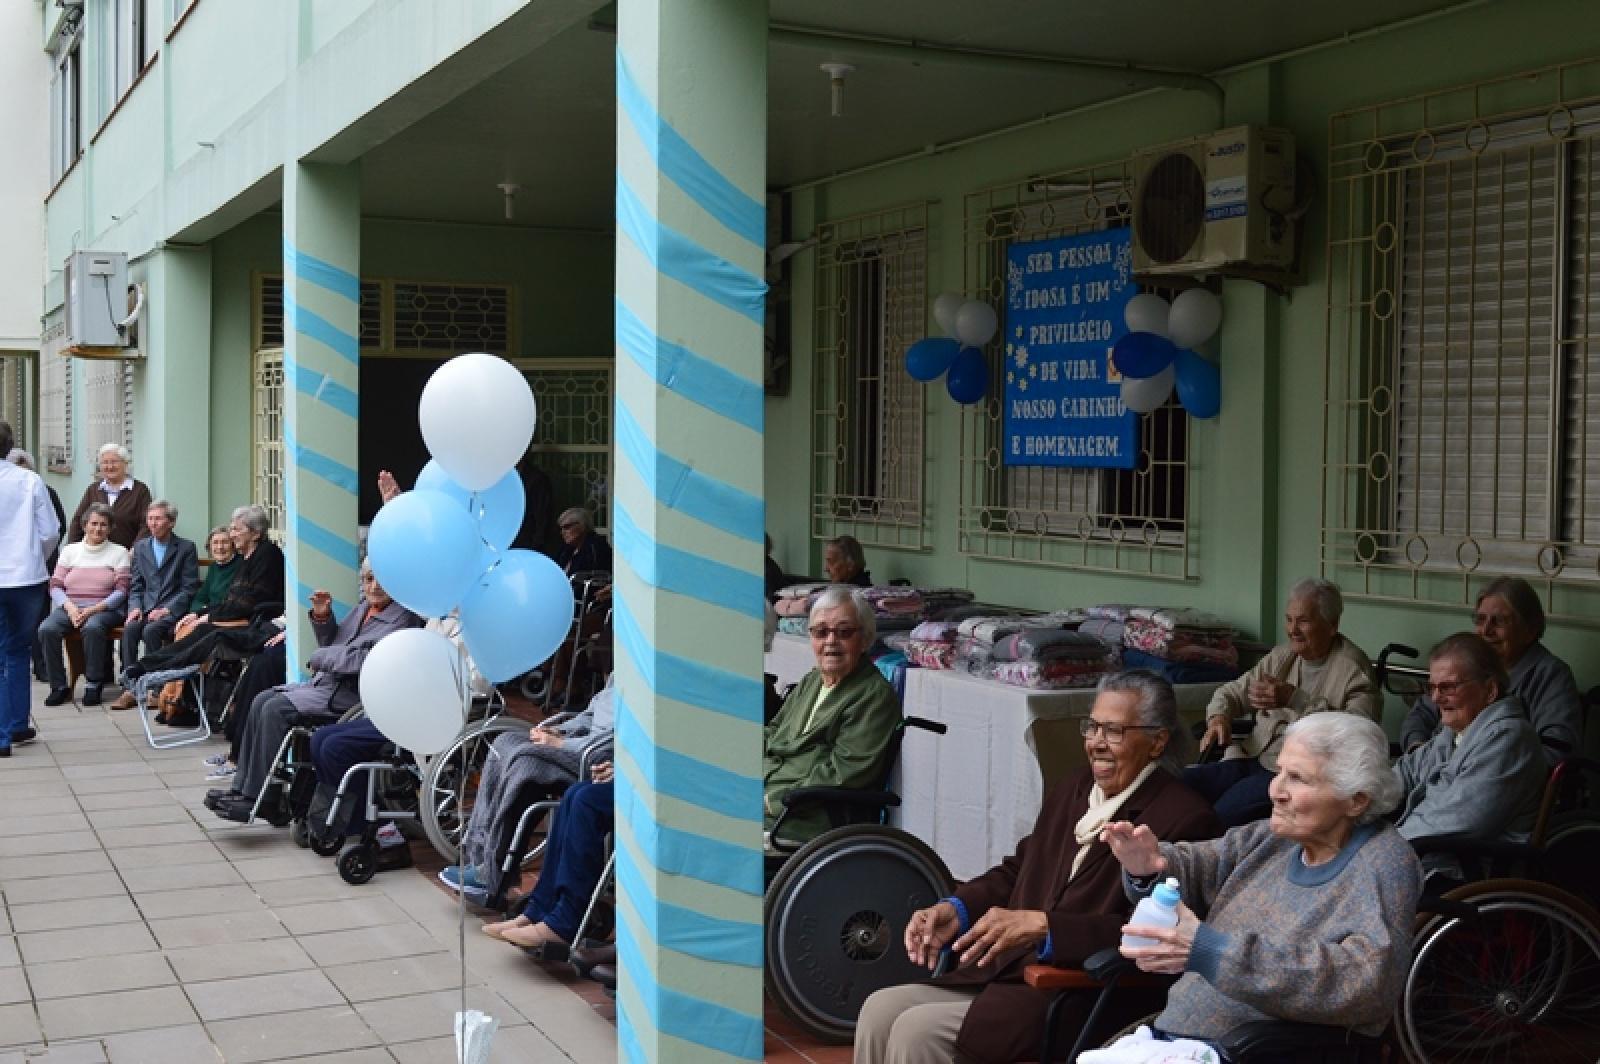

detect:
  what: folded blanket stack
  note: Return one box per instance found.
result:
[988,628,1116,690]
[906,620,960,670]
[918,587,976,619]
[1121,607,1239,669]
[1077,616,1126,650]
[777,615,809,637]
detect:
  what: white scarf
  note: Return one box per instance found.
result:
[1070,762,1160,881]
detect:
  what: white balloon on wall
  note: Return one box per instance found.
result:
[1167,288,1224,350]
[933,292,965,335]
[954,300,1000,348]
[359,627,468,757]
[419,353,536,491]
[1120,364,1176,414]
[1123,293,1171,338]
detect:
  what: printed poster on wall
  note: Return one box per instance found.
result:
[1003,228,1137,468]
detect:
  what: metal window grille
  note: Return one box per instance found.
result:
[961,163,1192,578]
[257,275,382,352]
[81,357,134,460]
[391,281,512,354]
[253,347,285,545]
[40,322,72,474]
[0,356,23,437]
[811,203,929,551]
[1322,56,1600,621]
[524,359,613,535]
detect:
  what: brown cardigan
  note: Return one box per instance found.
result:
[67,478,153,549]
[941,767,1221,1064]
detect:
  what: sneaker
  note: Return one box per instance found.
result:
[205,763,236,782]
[201,753,228,768]
[374,822,406,849]
[42,688,72,707]
[438,864,487,893]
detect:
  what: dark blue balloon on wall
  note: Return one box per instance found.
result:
[905,337,961,382]
[1174,348,1221,418]
[1111,331,1179,379]
[945,346,988,404]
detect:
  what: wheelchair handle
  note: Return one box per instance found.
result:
[903,716,947,736]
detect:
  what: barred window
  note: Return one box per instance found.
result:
[82,357,134,459]
[40,323,72,474]
[961,164,1191,578]
[811,204,929,551]
[1323,57,1600,619]
[391,281,512,354]
[253,348,285,544]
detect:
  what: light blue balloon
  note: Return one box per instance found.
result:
[367,490,484,618]
[1174,349,1221,419]
[458,549,575,683]
[905,337,961,382]
[414,460,526,552]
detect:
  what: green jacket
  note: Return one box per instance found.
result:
[764,660,901,843]
[188,555,240,615]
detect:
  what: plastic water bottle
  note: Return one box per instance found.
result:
[1122,877,1181,949]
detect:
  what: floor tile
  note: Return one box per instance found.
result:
[17,921,158,964]
[0,812,91,836]
[207,1006,380,1064]
[298,925,448,968]
[109,840,223,871]
[164,938,317,983]
[120,861,244,892]
[252,875,370,907]
[253,1051,393,1064]
[60,761,156,779]
[0,831,101,858]
[354,987,523,1045]
[276,896,413,936]
[149,909,288,949]
[99,822,211,848]
[232,854,340,884]
[75,790,179,811]
[0,1039,111,1063]
[0,1002,38,1050]
[323,953,478,1004]
[1,873,129,905]
[68,774,168,795]
[27,952,178,1000]
[101,1024,224,1064]
[387,1024,563,1064]
[85,803,197,829]
[36,986,199,1040]
[131,883,268,920]
[186,969,346,1021]
[10,893,140,933]
[0,969,27,1006]
[0,851,113,883]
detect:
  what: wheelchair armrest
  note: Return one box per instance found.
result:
[781,786,901,811]
[1417,893,1479,921]
[1023,949,1167,992]
[1219,1020,1384,1057]
[903,715,947,736]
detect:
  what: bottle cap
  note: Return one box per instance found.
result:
[1152,877,1181,906]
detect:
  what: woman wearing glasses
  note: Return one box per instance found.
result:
[764,588,901,845]
[854,671,1219,1064]
[1393,632,1546,868]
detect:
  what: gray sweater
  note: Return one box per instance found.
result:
[1399,642,1581,763]
[1140,820,1422,1039]
[1394,695,1546,846]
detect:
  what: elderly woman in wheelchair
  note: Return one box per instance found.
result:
[1083,713,1420,1063]
[854,672,1220,1064]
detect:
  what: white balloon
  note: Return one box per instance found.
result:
[954,300,1000,348]
[419,353,536,491]
[1124,293,1171,338]
[1167,288,1224,350]
[358,628,467,756]
[1121,364,1176,414]
[933,292,964,335]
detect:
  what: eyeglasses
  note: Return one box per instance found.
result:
[1425,680,1475,698]
[808,625,862,641]
[1078,719,1164,743]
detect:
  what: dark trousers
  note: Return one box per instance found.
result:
[227,642,287,760]
[310,717,389,835]
[38,606,122,690]
[0,583,46,741]
[521,780,613,941]
[1183,756,1275,827]
[121,615,178,672]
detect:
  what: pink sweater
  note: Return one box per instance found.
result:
[50,540,132,609]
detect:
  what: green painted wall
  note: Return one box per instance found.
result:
[765,0,1600,730]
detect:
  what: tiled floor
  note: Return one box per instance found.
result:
[1,680,617,1063]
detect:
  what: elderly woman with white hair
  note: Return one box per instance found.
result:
[1184,577,1379,827]
[67,442,152,548]
[1099,713,1422,1055]
[765,588,902,844]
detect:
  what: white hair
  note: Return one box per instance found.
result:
[97,442,130,465]
[1096,670,1191,773]
[5,447,33,470]
[809,587,876,646]
[1288,577,1343,625]
[1283,714,1402,824]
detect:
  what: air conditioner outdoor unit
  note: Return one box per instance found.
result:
[1131,125,1298,276]
[64,250,142,358]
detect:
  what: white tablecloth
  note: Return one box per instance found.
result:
[764,632,817,689]
[893,669,1220,881]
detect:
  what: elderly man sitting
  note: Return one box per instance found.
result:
[766,587,902,843]
[1394,633,1547,874]
[207,565,421,824]
[1184,577,1378,826]
[107,501,199,710]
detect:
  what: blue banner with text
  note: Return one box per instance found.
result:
[1003,228,1137,468]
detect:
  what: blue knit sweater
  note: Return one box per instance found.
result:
[1136,819,1422,1039]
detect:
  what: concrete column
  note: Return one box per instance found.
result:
[140,246,213,543]
[614,1,768,1060]
[282,161,361,676]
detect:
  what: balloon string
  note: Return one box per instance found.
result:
[469,491,502,578]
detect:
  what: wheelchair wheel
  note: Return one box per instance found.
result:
[338,845,378,885]
[310,828,345,857]
[1398,878,1600,1063]
[765,824,953,1044]
[419,718,527,864]
[1539,815,1600,913]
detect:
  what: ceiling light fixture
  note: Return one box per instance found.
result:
[820,62,854,118]
[497,182,520,221]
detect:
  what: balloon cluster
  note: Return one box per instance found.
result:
[359,353,576,755]
[1111,290,1223,419]
[904,292,1000,405]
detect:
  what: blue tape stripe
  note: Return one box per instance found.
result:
[613,597,763,724]
[285,356,358,420]
[614,907,765,1059]
[616,180,767,324]
[616,54,765,249]
[612,503,764,620]
[286,293,360,365]
[616,693,762,823]
[618,1006,646,1064]
[615,843,762,967]
[295,515,360,570]
[283,426,358,496]
[618,779,764,896]
[295,582,352,621]
[284,243,361,304]
[615,299,762,434]
[614,401,763,543]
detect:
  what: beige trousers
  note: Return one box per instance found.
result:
[853,983,980,1064]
